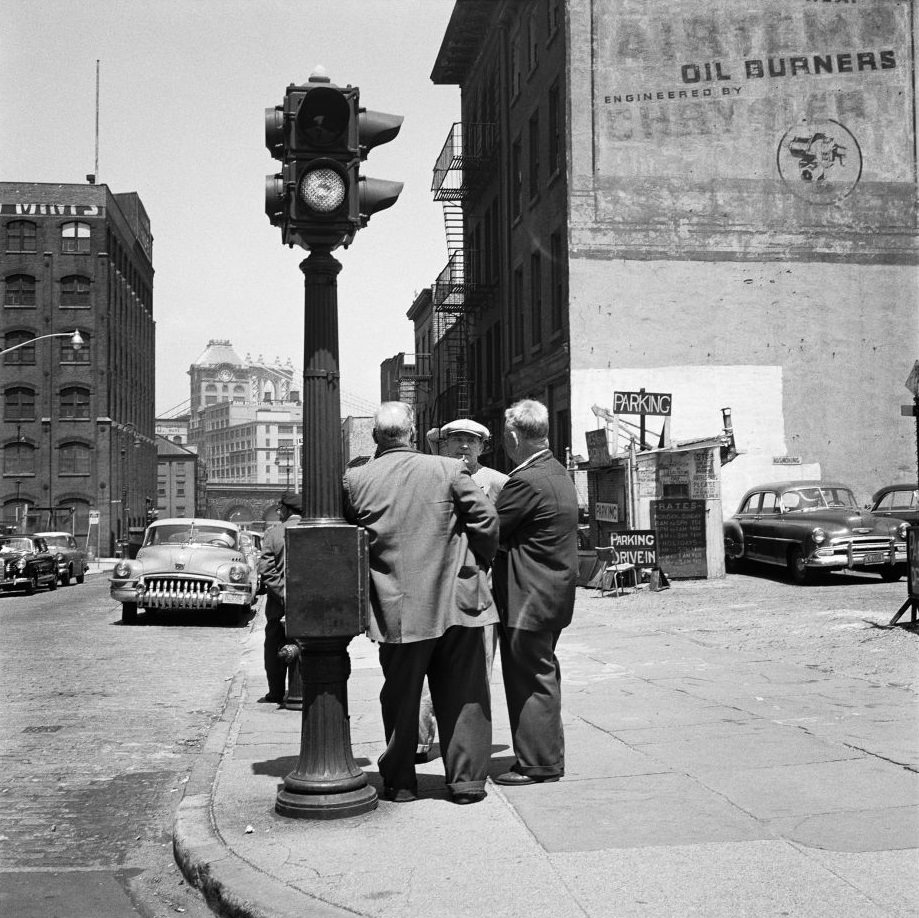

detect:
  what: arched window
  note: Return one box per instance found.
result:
[3,440,35,475]
[60,275,91,307]
[4,274,36,307]
[59,441,91,475]
[4,387,36,421]
[6,220,37,253]
[59,386,90,420]
[60,331,89,364]
[3,330,36,365]
[61,221,91,254]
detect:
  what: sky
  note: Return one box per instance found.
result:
[1,0,458,417]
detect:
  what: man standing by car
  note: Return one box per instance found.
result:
[492,399,579,786]
[257,492,302,706]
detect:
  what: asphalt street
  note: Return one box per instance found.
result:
[0,569,254,917]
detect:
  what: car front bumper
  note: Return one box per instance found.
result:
[807,541,906,569]
[1,576,32,590]
[111,575,252,609]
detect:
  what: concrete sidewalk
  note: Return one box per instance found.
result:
[174,581,919,918]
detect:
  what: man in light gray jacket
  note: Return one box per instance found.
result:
[343,402,498,805]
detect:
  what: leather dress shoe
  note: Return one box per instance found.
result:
[452,790,486,805]
[256,694,284,705]
[383,787,417,803]
[494,771,560,786]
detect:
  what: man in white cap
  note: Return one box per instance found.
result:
[419,418,508,761]
[428,418,508,502]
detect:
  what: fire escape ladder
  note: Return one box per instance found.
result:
[429,122,498,425]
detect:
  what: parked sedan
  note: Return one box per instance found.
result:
[110,518,258,624]
[868,484,918,527]
[0,536,59,594]
[34,531,88,585]
[724,480,908,584]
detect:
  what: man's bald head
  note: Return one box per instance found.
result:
[373,401,415,450]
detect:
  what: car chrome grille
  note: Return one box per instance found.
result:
[140,576,217,609]
[827,535,895,563]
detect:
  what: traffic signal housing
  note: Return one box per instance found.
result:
[264,72,403,251]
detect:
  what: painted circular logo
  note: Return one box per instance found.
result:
[777,119,862,204]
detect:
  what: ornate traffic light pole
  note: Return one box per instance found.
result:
[264,70,403,819]
[275,248,377,819]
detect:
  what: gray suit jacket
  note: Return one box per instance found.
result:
[342,446,499,644]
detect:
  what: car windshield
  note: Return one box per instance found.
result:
[144,524,238,549]
[0,538,32,552]
[42,536,70,548]
[781,486,858,512]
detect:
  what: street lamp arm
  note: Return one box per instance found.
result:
[0,330,84,357]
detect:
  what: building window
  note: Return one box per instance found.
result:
[530,252,543,347]
[550,231,564,331]
[6,220,37,253]
[4,274,36,307]
[3,441,35,475]
[3,330,36,365]
[548,82,562,177]
[547,0,562,37]
[512,266,525,358]
[511,138,522,221]
[527,9,539,71]
[528,110,540,201]
[59,386,90,420]
[59,442,91,475]
[60,275,91,307]
[510,35,521,98]
[4,387,36,421]
[61,221,91,254]
[60,332,89,364]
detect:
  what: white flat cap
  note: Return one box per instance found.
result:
[440,418,491,440]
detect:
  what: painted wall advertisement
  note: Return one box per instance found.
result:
[583,0,915,242]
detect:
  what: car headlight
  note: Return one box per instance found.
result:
[16,557,27,572]
[896,522,908,540]
[811,527,827,545]
[55,552,64,562]
[228,563,248,583]
[113,560,133,579]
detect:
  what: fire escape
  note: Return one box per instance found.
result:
[430,121,497,425]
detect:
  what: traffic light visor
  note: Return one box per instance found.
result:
[295,86,352,147]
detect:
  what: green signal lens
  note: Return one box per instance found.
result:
[298,167,346,213]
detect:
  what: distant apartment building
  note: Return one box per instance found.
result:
[1,181,156,552]
[155,434,206,518]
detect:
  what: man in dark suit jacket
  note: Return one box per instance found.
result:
[257,492,303,705]
[492,399,579,786]
[343,402,499,805]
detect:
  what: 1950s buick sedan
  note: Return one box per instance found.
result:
[723,480,909,585]
[110,518,259,624]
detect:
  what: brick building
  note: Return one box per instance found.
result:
[405,0,917,509]
[1,181,156,553]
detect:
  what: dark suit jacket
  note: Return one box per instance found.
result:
[342,446,499,644]
[257,514,302,622]
[493,451,579,632]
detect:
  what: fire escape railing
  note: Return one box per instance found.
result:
[428,123,498,424]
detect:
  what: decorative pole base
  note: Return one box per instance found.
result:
[275,637,378,819]
[276,784,378,820]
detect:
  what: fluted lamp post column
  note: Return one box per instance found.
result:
[275,249,376,819]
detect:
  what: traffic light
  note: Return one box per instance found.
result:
[265,71,403,251]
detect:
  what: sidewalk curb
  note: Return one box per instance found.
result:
[172,668,361,918]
